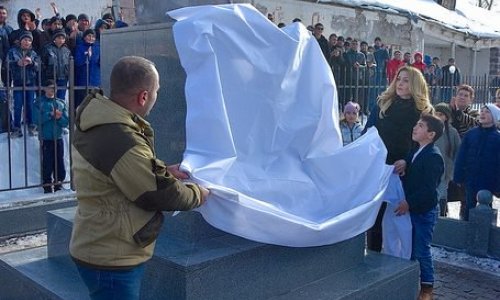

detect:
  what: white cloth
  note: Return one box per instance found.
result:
[381,174,412,259]
[168,4,393,247]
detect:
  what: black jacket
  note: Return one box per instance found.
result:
[403,144,444,214]
[365,96,421,164]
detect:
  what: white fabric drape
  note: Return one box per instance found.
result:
[382,174,412,259]
[168,4,393,247]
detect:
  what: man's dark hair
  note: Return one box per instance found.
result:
[360,41,368,46]
[420,114,444,142]
[0,6,6,11]
[337,36,344,41]
[432,56,440,61]
[292,18,301,23]
[314,23,323,29]
[374,37,381,42]
[448,58,455,63]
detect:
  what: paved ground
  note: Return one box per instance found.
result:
[434,261,500,299]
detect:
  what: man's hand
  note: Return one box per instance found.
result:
[394,200,409,216]
[449,97,456,110]
[167,163,189,180]
[199,186,210,205]
[393,159,407,176]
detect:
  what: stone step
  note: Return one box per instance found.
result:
[0,247,89,300]
[0,207,419,299]
[273,252,419,300]
[0,246,418,300]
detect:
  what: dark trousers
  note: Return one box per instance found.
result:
[366,202,387,252]
[42,139,66,189]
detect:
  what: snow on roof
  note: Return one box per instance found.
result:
[318,0,500,39]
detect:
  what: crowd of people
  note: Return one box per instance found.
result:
[337,64,499,300]
[0,3,126,192]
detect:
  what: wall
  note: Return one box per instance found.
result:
[252,0,423,53]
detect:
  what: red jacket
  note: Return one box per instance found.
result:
[412,61,426,73]
[386,59,405,83]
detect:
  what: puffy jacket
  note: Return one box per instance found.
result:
[70,90,204,268]
[340,120,363,146]
[9,9,42,52]
[33,95,68,140]
[74,41,100,87]
[41,42,71,82]
[454,125,500,196]
[7,46,39,85]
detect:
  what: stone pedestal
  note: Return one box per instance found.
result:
[0,207,419,299]
[467,190,498,257]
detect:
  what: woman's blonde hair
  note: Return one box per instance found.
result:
[377,66,433,118]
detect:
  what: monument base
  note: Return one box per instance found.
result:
[0,207,419,299]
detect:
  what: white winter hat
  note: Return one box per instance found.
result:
[485,104,500,123]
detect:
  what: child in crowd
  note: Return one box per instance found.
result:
[433,103,461,216]
[33,80,69,193]
[8,31,39,137]
[394,114,444,300]
[453,104,500,220]
[339,101,363,146]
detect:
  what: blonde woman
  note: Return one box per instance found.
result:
[364,66,434,252]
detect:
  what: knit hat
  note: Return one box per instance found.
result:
[52,29,66,40]
[102,13,114,22]
[78,13,90,21]
[485,104,500,123]
[19,31,33,41]
[434,102,452,122]
[344,101,360,114]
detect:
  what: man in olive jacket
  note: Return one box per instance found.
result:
[70,56,209,300]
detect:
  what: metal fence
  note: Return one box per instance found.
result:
[1,62,498,193]
[333,66,499,114]
[0,57,98,192]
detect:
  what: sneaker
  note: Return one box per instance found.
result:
[43,187,53,194]
[63,128,69,135]
[54,184,62,192]
[10,127,23,138]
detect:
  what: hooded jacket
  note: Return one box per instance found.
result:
[70,90,204,269]
[9,9,42,52]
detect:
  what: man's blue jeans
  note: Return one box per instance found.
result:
[410,207,438,285]
[75,263,145,300]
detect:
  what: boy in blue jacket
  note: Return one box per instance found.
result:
[454,104,500,220]
[33,79,69,193]
[394,114,444,300]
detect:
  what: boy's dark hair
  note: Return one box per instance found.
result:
[44,79,56,87]
[420,114,444,143]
